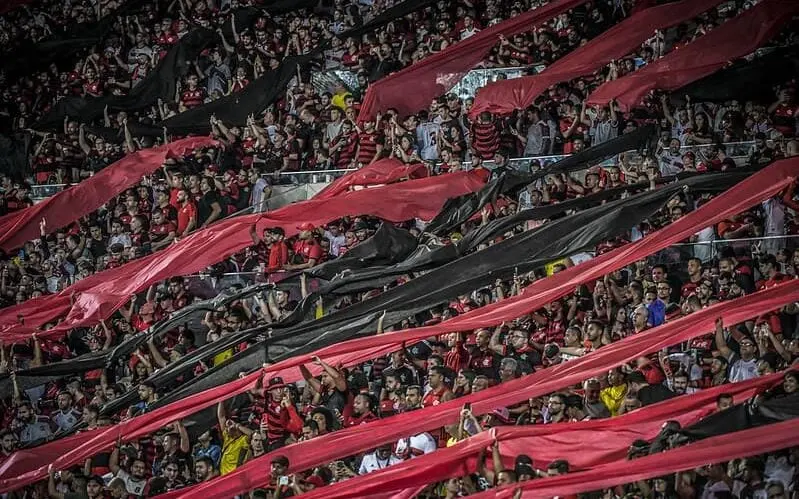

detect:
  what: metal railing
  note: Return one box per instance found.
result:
[471,141,756,173]
[28,169,357,203]
[26,142,755,203]
[650,234,798,266]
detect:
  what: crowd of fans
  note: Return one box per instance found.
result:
[1,0,799,497]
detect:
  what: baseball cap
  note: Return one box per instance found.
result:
[302,475,326,487]
[297,222,316,231]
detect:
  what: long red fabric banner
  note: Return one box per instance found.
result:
[0,137,215,251]
[468,0,725,117]
[299,374,781,499]
[0,171,485,341]
[163,279,799,499]
[357,0,588,121]
[491,418,799,499]
[586,0,799,111]
[314,159,428,200]
[1,154,795,491]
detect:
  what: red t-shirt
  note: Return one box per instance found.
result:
[292,239,323,263]
[177,202,197,235]
[267,241,289,272]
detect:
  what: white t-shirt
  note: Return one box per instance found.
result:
[358,452,402,475]
[395,433,437,459]
[52,408,82,432]
[116,469,147,496]
[729,354,758,383]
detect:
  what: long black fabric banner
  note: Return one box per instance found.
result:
[160,0,438,134]
[424,170,533,236]
[307,222,419,281]
[0,283,274,396]
[647,391,799,454]
[4,0,148,79]
[262,172,749,363]
[425,124,656,236]
[343,0,436,39]
[0,132,32,182]
[35,28,216,130]
[98,170,754,431]
[150,172,751,416]
[160,51,318,135]
[677,47,799,104]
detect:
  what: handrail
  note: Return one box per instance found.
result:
[670,234,799,247]
[26,142,756,201]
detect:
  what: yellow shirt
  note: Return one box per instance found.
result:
[544,258,567,276]
[600,384,628,416]
[220,431,249,475]
[331,92,351,110]
[212,348,233,367]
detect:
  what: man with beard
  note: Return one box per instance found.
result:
[359,444,402,474]
[285,222,323,271]
[300,356,349,414]
[396,385,438,459]
[582,379,611,419]
[12,402,53,444]
[343,393,379,427]
[160,458,185,491]
[162,277,192,314]
[0,429,18,462]
[352,220,370,243]
[109,449,148,496]
[192,456,217,484]
[470,328,504,380]
[715,317,759,383]
[696,278,715,307]
[152,422,190,476]
[544,393,568,424]
[129,381,158,416]
[378,372,405,417]
[216,402,253,475]
[490,324,539,374]
[422,366,455,408]
[51,391,82,432]
[667,369,697,395]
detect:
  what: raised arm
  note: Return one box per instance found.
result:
[714,317,733,360]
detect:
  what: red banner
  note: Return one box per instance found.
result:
[0,171,485,341]
[468,0,725,117]
[490,418,799,498]
[0,137,215,251]
[2,157,796,491]
[357,0,588,121]
[314,159,428,200]
[586,0,799,111]
[299,374,781,499]
[162,280,799,499]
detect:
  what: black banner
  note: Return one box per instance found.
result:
[677,47,799,104]
[160,51,318,135]
[425,124,656,236]
[35,28,216,130]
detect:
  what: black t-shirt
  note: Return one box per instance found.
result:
[197,190,221,226]
[637,384,676,406]
[382,364,418,386]
[320,387,348,414]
